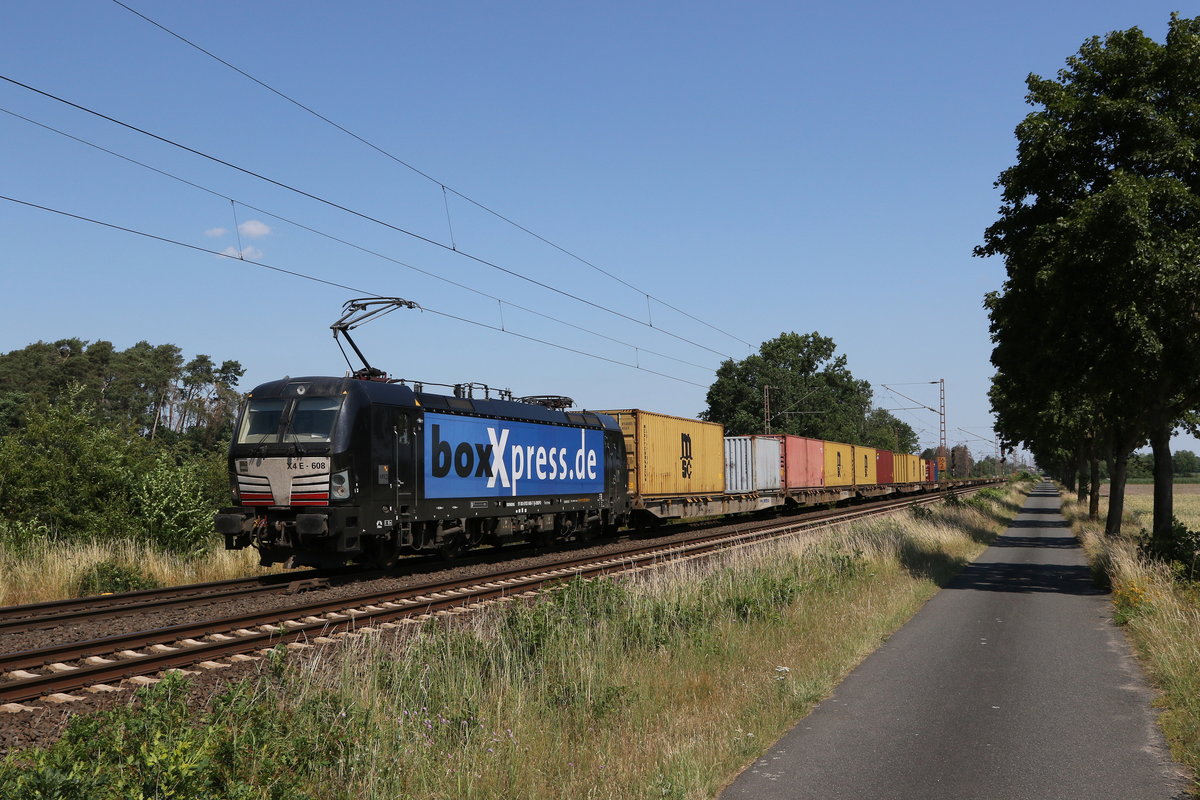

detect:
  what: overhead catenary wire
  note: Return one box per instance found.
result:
[0,193,710,389]
[0,73,736,361]
[0,105,714,374]
[107,0,755,352]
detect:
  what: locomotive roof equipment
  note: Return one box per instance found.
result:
[330,296,420,382]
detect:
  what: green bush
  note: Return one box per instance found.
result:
[132,454,218,555]
[0,673,296,800]
[0,388,147,541]
[1138,517,1200,581]
[75,560,159,596]
[0,386,230,556]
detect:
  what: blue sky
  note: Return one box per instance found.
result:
[3,1,1198,461]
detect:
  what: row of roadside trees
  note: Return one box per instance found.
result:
[979,14,1200,545]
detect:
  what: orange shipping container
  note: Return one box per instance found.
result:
[595,409,724,497]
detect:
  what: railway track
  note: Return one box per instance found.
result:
[1,486,988,709]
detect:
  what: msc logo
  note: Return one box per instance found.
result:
[680,433,693,479]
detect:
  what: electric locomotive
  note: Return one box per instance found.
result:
[215,375,631,568]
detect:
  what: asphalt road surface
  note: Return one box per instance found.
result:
[721,483,1190,799]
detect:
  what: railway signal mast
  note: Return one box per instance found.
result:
[881,379,946,459]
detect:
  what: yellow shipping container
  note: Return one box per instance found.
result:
[823,441,854,487]
[896,453,918,484]
[595,409,725,497]
[855,446,878,485]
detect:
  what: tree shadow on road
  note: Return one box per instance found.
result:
[947,561,1106,595]
[991,535,1078,549]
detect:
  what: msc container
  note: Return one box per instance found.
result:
[876,450,894,484]
[855,446,878,486]
[824,441,854,487]
[895,453,916,484]
[596,409,724,497]
[725,436,783,493]
[774,435,824,489]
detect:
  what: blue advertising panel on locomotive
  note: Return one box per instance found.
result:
[423,412,604,499]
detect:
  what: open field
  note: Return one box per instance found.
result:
[1115,493,1200,533]
[0,484,1029,799]
[1100,482,1200,496]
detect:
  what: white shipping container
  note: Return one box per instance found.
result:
[724,436,782,493]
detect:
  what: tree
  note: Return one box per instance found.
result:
[978,15,1200,538]
[702,332,918,452]
[861,407,920,454]
[0,339,243,450]
[1173,450,1199,475]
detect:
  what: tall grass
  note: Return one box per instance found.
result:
[1066,498,1200,796]
[0,538,270,606]
[0,484,1029,799]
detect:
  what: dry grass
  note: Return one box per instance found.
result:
[1065,499,1200,796]
[0,539,271,606]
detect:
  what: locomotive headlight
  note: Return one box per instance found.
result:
[330,470,351,500]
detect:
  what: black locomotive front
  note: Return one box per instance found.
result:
[215,376,379,567]
[216,376,630,568]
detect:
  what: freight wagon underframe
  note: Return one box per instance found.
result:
[632,482,946,522]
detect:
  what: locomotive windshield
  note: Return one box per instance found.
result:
[236,396,344,444]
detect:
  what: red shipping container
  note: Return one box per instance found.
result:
[876,450,894,484]
[776,435,824,489]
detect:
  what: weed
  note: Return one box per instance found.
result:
[1112,580,1150,624]
[1138,518,1200,582]
[910,503,933,521]
[74,559,158,596]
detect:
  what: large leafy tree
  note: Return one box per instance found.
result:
[978,15,1200,537]
[702,331,917,452]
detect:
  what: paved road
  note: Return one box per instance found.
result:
[721,483,1190,799]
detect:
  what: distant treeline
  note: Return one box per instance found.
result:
[0,339,243,553]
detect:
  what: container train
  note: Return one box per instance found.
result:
[215,374,963,568]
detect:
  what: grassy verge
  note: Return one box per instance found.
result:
[1064,496,1200,796]
[0,538,272,606]
[0,484,1029,800]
